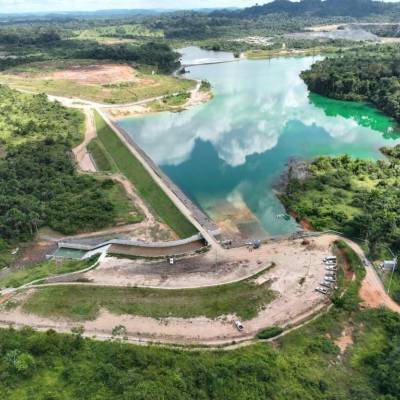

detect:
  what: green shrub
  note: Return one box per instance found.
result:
[256,326,283,339]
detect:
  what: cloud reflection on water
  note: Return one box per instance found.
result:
[123,56,394,169]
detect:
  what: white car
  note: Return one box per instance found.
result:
[315,287,328,294]
[325,266,337,271]
[325,276,336,282]
[234,320,244,331]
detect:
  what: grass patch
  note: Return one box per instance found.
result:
[148,91,190,112]
[103,181,144,224]
[87,138,117,172]
[94,111,197,238]
[22,275,275,321]
[0,258,95,289]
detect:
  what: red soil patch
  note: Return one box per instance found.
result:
[360,279,388,308]
[334,327,354,353]
[47,64,144,85]
[289,210,314,231]
[337,248,354,281]
[0,293,13,306]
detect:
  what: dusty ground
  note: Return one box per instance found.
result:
[83,236,328,288]
[0,236,332,345]
[105,104,151,119]
[45,64,143,85]
[334,326,354,354]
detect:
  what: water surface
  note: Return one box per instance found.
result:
[119,48,399,238]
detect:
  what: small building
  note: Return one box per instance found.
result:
[383,260,397,271]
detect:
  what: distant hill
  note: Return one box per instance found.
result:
[228,0,400,18]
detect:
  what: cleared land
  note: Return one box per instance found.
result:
[0,236,335,345]
[94,111,197,238]
[21,272,274,321]
[0,60,196,104]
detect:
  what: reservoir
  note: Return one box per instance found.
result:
[118,48,400,238]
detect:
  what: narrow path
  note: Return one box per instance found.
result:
[342,240,400,312]
[72,108,97,172]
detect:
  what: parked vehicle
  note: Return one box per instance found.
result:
[320,282,331,288]
[234,320,244,331]
[315,287,328,294]
[323,256,337,263]
[325,276,335,282]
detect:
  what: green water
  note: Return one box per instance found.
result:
[118,50,400,238]
[53,248,86,259]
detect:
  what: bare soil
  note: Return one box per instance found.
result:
[47,64,142,85]
[334,326,354,353]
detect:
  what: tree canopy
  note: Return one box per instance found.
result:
[0,86,122,242]
[301,45,400,122]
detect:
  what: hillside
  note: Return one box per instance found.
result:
[232,0,400,18]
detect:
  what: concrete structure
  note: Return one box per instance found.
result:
[383,260,397,271]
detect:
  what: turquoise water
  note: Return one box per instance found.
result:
[118,49,400,238]
[53,248,86,259]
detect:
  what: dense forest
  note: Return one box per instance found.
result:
[228,0,400,19]
[281,152,400,257]
[2,0,400,45]
[0,36,180,73]
[301,45,400,122]
[0,86,121,242]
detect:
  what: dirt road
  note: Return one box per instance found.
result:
[319,235,400,313]
[72,108,97,172]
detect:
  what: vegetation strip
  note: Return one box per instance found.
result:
[20,271,275,321]
[93,111,198,238]
[0,257,100,289]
